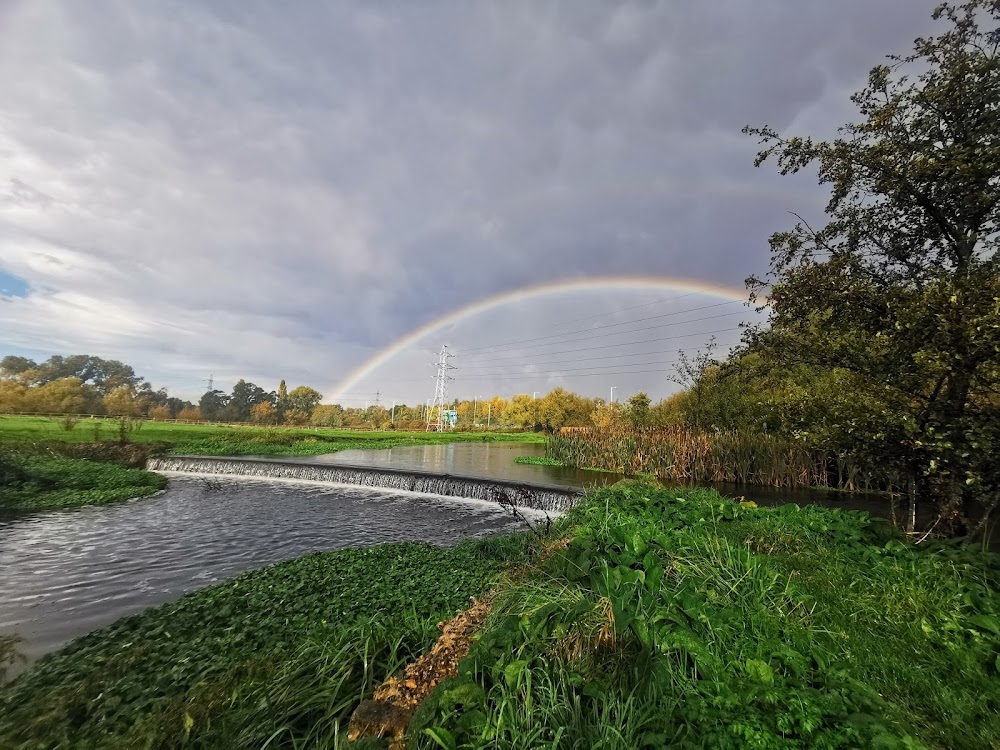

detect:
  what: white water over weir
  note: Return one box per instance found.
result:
[147,456,582,513]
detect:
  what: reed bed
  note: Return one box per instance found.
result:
[548,427,888,491]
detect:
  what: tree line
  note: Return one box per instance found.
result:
[0,355,326,426]
[0,354,677,430]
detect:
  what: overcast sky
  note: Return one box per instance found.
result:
[0,0,941,405]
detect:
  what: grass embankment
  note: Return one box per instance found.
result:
[0,454,166,512]
[0,536,533,748]
[3,485,998,748]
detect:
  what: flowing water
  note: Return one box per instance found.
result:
[0,476,537,674]
[147,454,580,512]
[0,441,927,678]
[279,442,912,520]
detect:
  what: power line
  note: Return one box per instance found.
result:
[454,359,685,378]
[456,299,747,354]
[458,310,745,358]
[486,280,753,337]
[360,331,734,386]
[451,325,736,362]
[452,367,685,382]
[456,340,740,371]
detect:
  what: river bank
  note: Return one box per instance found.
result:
[2,483,997,748]
[0,416,543,511]
[0,453,166,511]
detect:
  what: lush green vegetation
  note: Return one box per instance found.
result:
[3,485,997,748]
[0,536,534,748]
[411,484,1000,749]
[513,455,562,467]
[0,415,541,451]
[0,453,166,511]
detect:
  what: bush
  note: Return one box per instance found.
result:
[147,405,172,421]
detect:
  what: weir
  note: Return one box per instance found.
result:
[146,456,582,513]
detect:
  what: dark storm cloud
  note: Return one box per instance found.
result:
[0,0,940,399]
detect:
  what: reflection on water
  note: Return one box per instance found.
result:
[287,441,908,520]
[0,477,529,672]
[0,443,929,677]
[280,441,621,489]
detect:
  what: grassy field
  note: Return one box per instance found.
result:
[0,415,543,457]
[2,484,997,748]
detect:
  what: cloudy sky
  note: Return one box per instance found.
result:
[0,0,940,405]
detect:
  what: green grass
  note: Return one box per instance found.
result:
[411,485,1000,749]
[0,454,166,511]
[0,415,543,457]
[4,484,997,748]
[0,535,535,748]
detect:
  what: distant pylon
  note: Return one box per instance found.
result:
[426,345,456,432]
[205,374,214,392]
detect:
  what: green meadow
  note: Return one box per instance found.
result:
[0,414,543,455]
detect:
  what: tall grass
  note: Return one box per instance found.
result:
[549,427,888,491]
[412,484,1000,749]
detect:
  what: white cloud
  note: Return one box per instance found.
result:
[0,0,941,401]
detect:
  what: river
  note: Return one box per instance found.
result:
[0,475,533,675]
[0,440,929,677]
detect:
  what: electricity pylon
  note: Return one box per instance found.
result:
[426,345,456,432]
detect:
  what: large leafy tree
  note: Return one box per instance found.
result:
[1,354,141,395]
[744,1,1000,535]
[285,386,323,417]
[229,379,275,422]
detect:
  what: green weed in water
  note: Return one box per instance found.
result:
[0,536,535,748]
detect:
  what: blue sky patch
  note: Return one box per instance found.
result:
[0,270,29,298]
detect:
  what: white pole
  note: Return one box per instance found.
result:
[487,403,492,428]
[610,386,616,404]
[391,400,396,423]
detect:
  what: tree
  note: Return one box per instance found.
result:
[0,381,27,413]
[198,390,229,421]
[0,356,37,378]
[230,380,275,422]
[286,386,323,417]
[626,392,652,429]
[148,405,172,421]
[507,394,541,430]
[177,406,202,421]
[311,404,344,427]
[743,1,1000,534]
[591,400,624,431]
[250,402,279,425]
[103,385,140,417]
[670,338,718,428]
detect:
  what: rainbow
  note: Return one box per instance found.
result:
[329,276,751,400]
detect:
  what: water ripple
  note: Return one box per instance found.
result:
[0,476,526,670]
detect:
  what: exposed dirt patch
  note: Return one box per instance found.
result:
[348,595,491,745]
[347,538,573,746]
